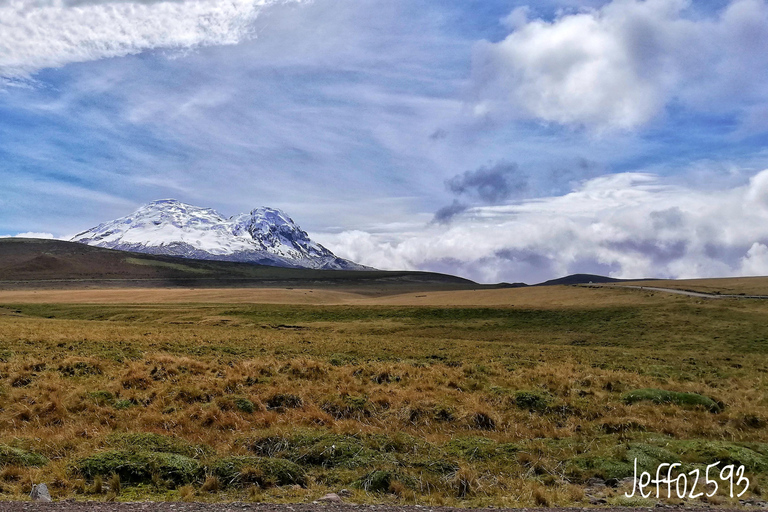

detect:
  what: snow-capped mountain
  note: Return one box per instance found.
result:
[71,199,367,270]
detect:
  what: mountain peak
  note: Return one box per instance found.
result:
[71,200,367,270]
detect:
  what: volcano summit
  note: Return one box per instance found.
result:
[71,199,366,270]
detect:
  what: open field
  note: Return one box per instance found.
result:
[1,285,768,507]
[0,282,718,307]
[0,284,664,307]
[616,277,768,297]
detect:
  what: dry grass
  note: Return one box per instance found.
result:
[626,276,768,296]
[0,287,767,505]
[0,283,674,307]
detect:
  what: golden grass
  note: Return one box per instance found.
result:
[0,286,766,505]
[627,276,768,296]
[0,283,665,308]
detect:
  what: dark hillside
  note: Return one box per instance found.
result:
[0,238,477,292]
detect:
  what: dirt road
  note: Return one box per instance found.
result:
[611,285,768,299]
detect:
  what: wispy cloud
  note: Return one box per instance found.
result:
[0,232,56,239]
[0,0,302,81]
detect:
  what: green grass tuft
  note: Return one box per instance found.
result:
[210,456,306,488]
[513,390,554,412]
[622,388,723,412]
[106,432,213,458]
[0,445,48,467]
[73,450,202,486]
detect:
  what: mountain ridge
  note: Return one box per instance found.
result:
[71,199,366,270]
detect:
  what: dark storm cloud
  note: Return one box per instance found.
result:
[432,200,468,224]
[432,160,528,224]
[446,160,528,204]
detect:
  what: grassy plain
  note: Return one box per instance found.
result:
[1,284,768,506]
[625,277,768,296]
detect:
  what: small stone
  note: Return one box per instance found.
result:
[30,483,52,502]
[338,489,352,498]
[318,492,343,503]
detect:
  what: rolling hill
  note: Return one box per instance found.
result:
[0,238,479,293]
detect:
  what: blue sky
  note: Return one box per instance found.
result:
[2,0,768,283]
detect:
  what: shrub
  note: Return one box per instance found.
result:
[73,450,201,486]
[355,470,393,493]
[58,360,102,377]
[513,390,554,412]
[87,391,115,406]
[451,466,477,497]
[113,400,135,410]
[445,437,518,461]
[621,388,723,413]
[567,456,634,482]
[248,435,292,458]
[265,394,303,411]
[471,412,496,430]
[677,441,768,473]
[234,397,256,414]
[320,395,371,419]
[296,436,378,468]
[106,432,213,458]
[210,456,306,488]
[0,445,48,467]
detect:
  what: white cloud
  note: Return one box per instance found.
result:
[472,0,768,131]
[0,232,56,239]
[741,243,768,276]
[318,169,768,284]
[0,0,300,80]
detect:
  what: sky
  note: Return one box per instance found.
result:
[2,0,768,283]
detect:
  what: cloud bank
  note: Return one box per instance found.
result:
[0,0,299,81]
[318,169,768,284]
[472,0,768,131]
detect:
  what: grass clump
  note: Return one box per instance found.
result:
[247,431,383,469]
[73,450,201,486]
[355,470,394,493]
[106,432,213,458]
[58,360,102,377]
[675,441,768,473]
[567,456,635,482]
[513,390,554,412]
[445,436,518,461]
[622,388,723,412]
[234,397,256,414]
[210,456,306,488]
[265,393,303,411]
[0,445,48,467]
[113,399,135,410]
[295,435,379,468]
[86,390,115,406]
[321,394,372,419]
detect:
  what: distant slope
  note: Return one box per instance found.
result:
[0,238,478,292]
[535,273,651,286]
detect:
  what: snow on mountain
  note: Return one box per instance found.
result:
[70,199,368,270]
